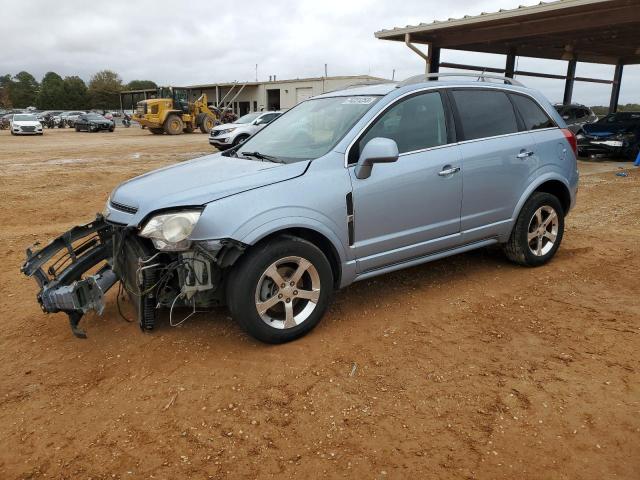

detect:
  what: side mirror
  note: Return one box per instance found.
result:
[354,137,399,179]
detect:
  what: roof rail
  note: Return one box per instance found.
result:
[396,72,524,88]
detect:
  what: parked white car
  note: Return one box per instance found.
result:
[209,111,282,149]
[10,113,43,135]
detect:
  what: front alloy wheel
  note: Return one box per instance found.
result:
[255,256,321,329]
[227,236,333,343]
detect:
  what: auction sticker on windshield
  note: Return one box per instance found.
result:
[342,96,377,105]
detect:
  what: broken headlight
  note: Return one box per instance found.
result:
[139,210,201,251]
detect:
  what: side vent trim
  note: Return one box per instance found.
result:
[346,192,354,246]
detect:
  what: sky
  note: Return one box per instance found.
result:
[3,0,638,106]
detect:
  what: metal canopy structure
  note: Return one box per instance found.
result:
[375,0,640,112]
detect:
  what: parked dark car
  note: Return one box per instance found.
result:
[554,104,599,134]
[577,111,640,160]
[74,113,115,132]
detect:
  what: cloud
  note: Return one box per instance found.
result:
[2,0,637,105]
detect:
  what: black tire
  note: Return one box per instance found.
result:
[503,192,565,267]
[75,126,80,132]
[149,128,164,135]
[226,236,334,343]
[109,126,115,132]
[164,114,183,135]
[625,143,640,161]
[232,134,250,147]
[198,113,215,134]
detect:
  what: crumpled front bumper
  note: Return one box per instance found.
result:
[21,214,118,338]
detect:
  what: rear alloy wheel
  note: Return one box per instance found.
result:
[226,236,333,343]
[503,192,564,267]
[164,114,183,135]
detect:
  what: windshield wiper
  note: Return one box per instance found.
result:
[241,151,285,163]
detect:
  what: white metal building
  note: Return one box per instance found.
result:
[187,75,388,116]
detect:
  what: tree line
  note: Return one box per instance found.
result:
[0,70,157,111]
[590,104,640,116]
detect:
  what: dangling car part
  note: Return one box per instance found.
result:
[21,215,117,338]
[21,212,246,339]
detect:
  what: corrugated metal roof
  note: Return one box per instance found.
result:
[187,75,387,90]
[375,0,611,38]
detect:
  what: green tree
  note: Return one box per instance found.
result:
[88,70,123,110]
[126,80,157,90]
[36,72,65,109]
[63,76,88,109]
[0,74,12,108]
[9,71,39,108]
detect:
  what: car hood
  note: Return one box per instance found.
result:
[213,122,246,130]
[13,121,41,127]
[110,153,309,223]
[582,122,637,137]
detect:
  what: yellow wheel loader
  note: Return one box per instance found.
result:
[134,87,219,135]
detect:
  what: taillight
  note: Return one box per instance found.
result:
[561,128,577,156]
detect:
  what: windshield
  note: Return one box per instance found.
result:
[86,114,104,119]
[14,114,37,122]
[235,112,261,124]
[599,112,640,123]
[237,96,381,162]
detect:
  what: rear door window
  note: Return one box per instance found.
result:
[451,90,519,141]
[509,94,555,130]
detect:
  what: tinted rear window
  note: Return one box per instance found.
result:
[510,94,555,130]
[452,90,518,141]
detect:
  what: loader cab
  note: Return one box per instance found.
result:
[158,87,190,112]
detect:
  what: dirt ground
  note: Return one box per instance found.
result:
[0,127,638,480]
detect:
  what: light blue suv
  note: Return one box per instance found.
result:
[23,74,578,343]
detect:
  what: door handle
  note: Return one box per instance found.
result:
[438,166,460,176]
[516,150,534,159]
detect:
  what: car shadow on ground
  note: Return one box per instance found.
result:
[116,245,519,343]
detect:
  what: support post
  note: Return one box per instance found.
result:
[563,59,577,105]
[429,46,441,75]
[404,33,430,74]
[505,50,516,78]
[609,61,624,113]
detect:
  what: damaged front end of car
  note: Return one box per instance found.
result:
[21,211,245,338]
